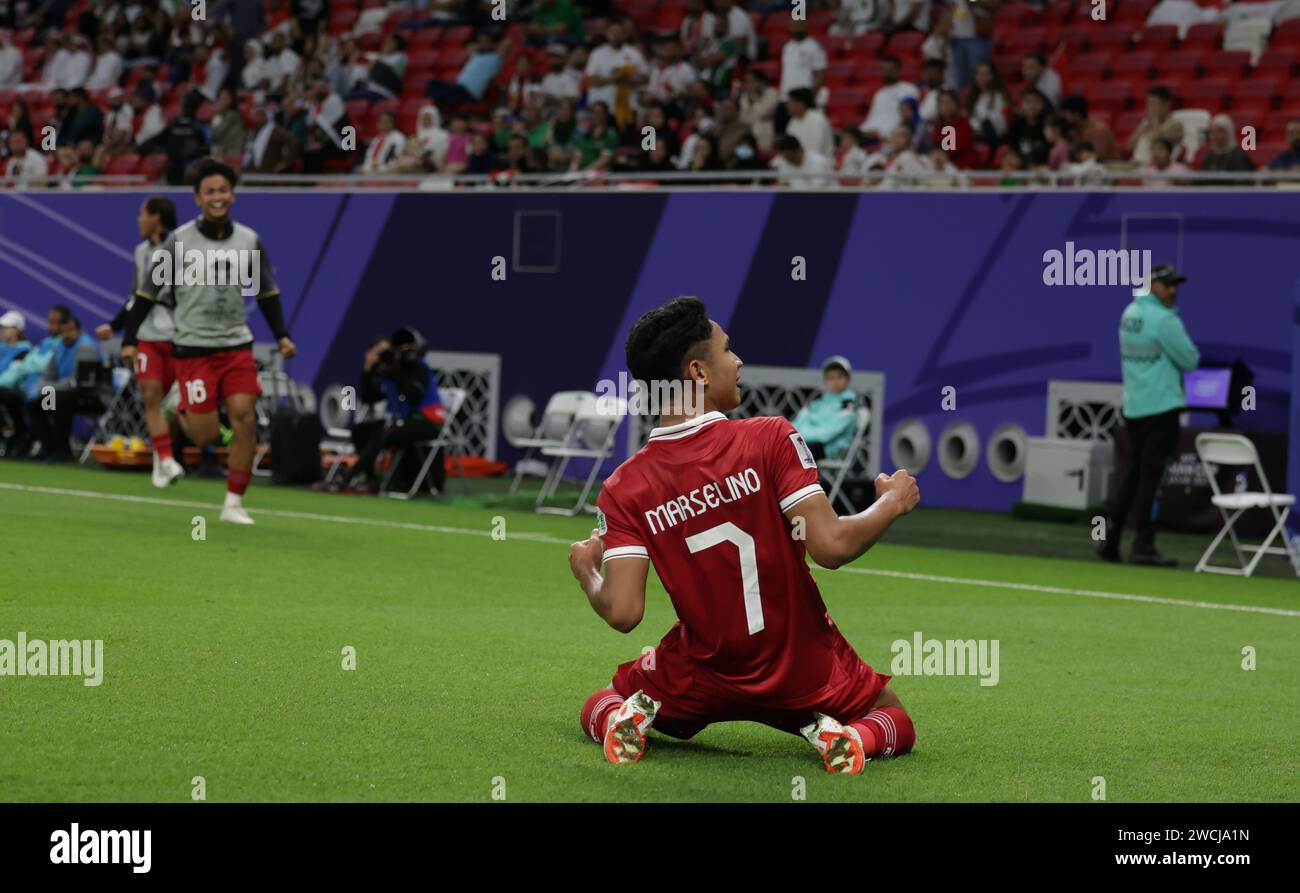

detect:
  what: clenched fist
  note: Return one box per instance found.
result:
[875,469,920,514]
[569,530,605,583]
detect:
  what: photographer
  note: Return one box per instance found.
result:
[326,327,448,494]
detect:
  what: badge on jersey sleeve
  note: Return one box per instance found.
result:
[789,432,818,469]
[596,509,608,536]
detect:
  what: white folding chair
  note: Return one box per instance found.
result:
[382,387,466,500]
[1193,433,1299,577]
[508,390,591,495]
[536,393,626,516]
[821,404,872,515]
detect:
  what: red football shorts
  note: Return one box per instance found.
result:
[133,340,175,389]
[610,623,891,739]
[175,348,262,414]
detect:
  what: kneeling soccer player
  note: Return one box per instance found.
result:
[571,297,919,774]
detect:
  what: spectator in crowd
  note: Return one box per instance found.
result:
[132,82,167,149]
[866,123,930,179]
[890,0,933,34]
[1059,94,1117,162]
[716,0,758,61]
[524,0,587,48]
[712,96,750,164]
[1196,114,1254,174]
[740,67,778,151]
[999,146,1025,186]
[361,110,406,174]
[646,36,695,108]
[209,87,247,157]
[679,0,716,56]
[837,127,873,179]
[965,59,1008,146]
[292,0,329,38]
[265,32,302,92]
[1,98,36,161]
[86,33,123,88]
[4,129,49,185]
[832,0,890,37]
[241,38,271,91]
[572,100,621,170]
[860,56,919,139]
[1021,52,1060,109]
[928,144,964,185]
[1007,87,1050,167]
[695,14,741,96]
[395,104,450,172]
[1267,120,1300,171]
[441,115,473,173]
[43,32,92,90]
[772,133,833,187]
[1141,137,1190,187]
[546,98,581,152]
[0,28,21,87]
[25,313,101,460]
[102,87,134,153]
[348,32,405,101]
[0,309,33,452]
[727,131,765,172]
[192,43,229,101]
[465,130,501,174]
[784,86,834,160]
[585,23,648,131]
[921,8,952,70]
[792,355,858,461]
[505,53,543,112]
[932,89,976,168]
[1127,85,1173,165]
[539,43,582,103]
[161,89,209,184]
[503,132,541,173]
[426,31,510,109]
[916,58,946,129]
[61,87,105,147]
[778,17,826,117]
[1067,141,1106,186]
[1145,0,1219,39]
[220,0,269,46]
[1043,115,1070,171]
[244,104,298,173]
[947,0,994,89]
[57,138,103,187]
[686,130,723,182]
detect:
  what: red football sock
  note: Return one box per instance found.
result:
[850,707,916,758]
[227,467,252,497]
[580,688,625,744]
[153,433,173,462]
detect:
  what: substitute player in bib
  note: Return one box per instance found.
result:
[98,195,184,489]
[572,297,920,774]
[119,158,296,525]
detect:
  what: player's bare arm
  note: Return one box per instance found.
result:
[789,469,920,570]
[569,530,647,633]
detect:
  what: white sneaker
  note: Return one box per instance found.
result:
[152,456,184,488]
[800,712,866,775]
[219,504,255,525]
[603,690,660,765]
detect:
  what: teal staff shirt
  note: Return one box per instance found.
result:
[1119,292,1200,418]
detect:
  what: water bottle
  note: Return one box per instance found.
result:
[1234,472,1247,493]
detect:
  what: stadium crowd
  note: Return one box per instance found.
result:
[0,0,1299,187]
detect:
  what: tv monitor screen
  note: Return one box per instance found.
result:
[1184,367,1232,410]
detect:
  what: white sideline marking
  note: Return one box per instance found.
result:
[3,481,1297,618]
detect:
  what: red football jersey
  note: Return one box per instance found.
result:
[597,411,843,707]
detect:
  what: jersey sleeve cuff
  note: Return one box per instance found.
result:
[603,545,649,562]
[779,483,824,512]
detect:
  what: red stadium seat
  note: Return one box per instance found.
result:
[1204,51,1252,79]
[1065,52,1113,80]
[1001,27,1048,55]
[1182,78,1231,111]
[1182,22,1224,51]
[1156,49,1205,80]
[409,49,438,70]
[1092,82,1136,114]
[888,31,925,54]
[1114,110,1146,141]
[440,48,468,69]
[1089,27,1134,52]
[996,3,1041,26]
[105,153,141,176]
[345,98,370,123]
[1235,78,1282,108]
[140,154,168,182]
[1133,24,1179,50]
[1232,99,1271,124]
[443,25,472,45]
[1111,52,1156,80]
[409,29,441,49]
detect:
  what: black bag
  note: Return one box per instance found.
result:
[270,407,324,485]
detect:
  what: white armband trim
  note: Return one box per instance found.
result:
[779,483,825,512]
[603,545,649,561]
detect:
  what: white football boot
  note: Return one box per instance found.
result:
[603,690,660,765]
[152,455,185,488]
[219,494,255,525]
[800,712,866,775]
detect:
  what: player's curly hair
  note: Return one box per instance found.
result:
[625,296,713,385]
[188,157,238,192]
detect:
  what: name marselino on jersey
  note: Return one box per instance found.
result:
[644,466,762,535]
[149,242,261,294]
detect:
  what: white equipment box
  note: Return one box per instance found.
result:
[1022,437,1114,510]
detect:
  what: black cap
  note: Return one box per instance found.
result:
[1150,263,1186,285]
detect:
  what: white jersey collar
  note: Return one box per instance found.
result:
[647,411,728,442]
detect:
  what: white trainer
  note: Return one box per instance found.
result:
[152,456,184,488]
[219,504,255,525]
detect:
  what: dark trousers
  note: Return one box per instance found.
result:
[350,415,445,490]
[26,388,76,458]
[1109,409,1181,552]
[424,80,476,108]
[0,386,28,441]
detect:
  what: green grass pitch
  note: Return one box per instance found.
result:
[1,461,1297,802]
